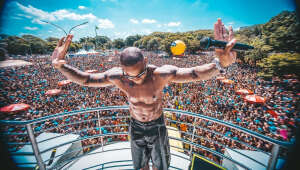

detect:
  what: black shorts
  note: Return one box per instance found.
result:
[129,115,170,170]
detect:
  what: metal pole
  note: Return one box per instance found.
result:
[26,124,45,170]
[267,144,280,170]
[189,117,197,158]
[97,111,104,151]
[95,27,98,50]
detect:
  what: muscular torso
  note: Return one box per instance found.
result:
[112,65,167,122]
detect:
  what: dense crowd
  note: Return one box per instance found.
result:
[0,51,299,160]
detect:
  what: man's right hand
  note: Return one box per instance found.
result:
[51,34,73,68]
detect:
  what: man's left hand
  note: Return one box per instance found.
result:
[214,18,237,67]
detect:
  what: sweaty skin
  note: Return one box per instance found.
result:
[52,19,237,123]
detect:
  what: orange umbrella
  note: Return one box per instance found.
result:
[85,69,98,73]
[58,80,72,86]
[216,76,225,80]
[0,103,31,113]
[236,89,254,95]
[45,89,62,96]
[221,79,234,84]
[244,95,266,104]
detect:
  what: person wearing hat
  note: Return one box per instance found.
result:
[51,18,237,170]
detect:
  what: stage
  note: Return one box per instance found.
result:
[65,141,190,170]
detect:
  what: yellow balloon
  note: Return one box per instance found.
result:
[170,40,186,56]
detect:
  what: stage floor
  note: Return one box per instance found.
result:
[65,141,190,170]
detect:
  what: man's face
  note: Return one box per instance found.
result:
[122,60,147,84]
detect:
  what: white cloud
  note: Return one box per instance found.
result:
[16,2,115,30]
[98,19,115,29]
[17,2,97,22]
[51,10,97,21]
[227,22,235,26]
[17,13,32,19]
[78,6,86,10]
[167,22,181,27]
[16,2,56,21]
[142,19,157,24]
[130,19,139,24]
[24,26,38,30]
[157,24,162,28]
[32,18,47,25]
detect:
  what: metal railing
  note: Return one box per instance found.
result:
[0,106,293,170]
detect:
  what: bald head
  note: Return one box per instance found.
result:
[120,47,144,66]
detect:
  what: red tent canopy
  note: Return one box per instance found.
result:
[45,89,62,96]
[244,95,266,104]
[85,69,98,73]
[236,89,254,95]
[216,76,225,80]
[221,79,234,84]
[58,80,72,86]
[0,103,31,113]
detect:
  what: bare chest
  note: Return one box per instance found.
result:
[117,76,164,104]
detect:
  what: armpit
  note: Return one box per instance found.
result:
[191,69,198,78]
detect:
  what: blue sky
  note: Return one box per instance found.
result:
[0,0,296,41]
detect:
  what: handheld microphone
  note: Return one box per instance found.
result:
[199,37,254,50]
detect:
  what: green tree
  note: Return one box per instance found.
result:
[95,36,111,49]
[22,35,47,54]
[257,53,300,78]
[243,37,272,65]
[113,38,125,49]
[3,36,30,55]
[125,35,142,47]
[147,37,161,51]
[261,11,300,52]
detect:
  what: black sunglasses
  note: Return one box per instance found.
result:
[123,67,147,80]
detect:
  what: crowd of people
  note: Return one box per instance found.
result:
[0,50,299,161]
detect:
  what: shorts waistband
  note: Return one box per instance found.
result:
[131,114,164,126]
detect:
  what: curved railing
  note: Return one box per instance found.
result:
[0,106,293,170]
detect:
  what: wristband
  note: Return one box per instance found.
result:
[212,58,225,74]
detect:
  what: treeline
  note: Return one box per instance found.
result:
[0,30,213,56]
[0,11,299,78]
[234,11,300,78]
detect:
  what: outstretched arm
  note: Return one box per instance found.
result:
[155,18,237,83]
[57,64,119,87]
[51,34,118,87]
[154,63,219,83]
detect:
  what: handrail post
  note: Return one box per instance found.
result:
[189,117,197,158]
[26,124,45,170]
[267,144,280,170]
[97,111,104,151]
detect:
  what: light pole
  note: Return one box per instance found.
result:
[95,26,99,51]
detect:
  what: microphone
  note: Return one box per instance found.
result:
[199,37,254,50]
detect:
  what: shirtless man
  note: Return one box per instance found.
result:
[51,19,236,170]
